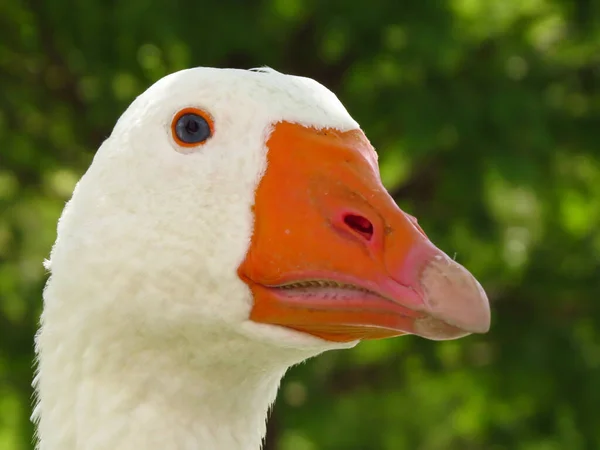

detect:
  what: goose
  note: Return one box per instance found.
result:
[33,67,491,450]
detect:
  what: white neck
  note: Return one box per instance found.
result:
[33,288,302,450]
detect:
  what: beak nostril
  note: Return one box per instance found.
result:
[343,214,374,241]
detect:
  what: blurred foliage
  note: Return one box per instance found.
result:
[1,0,599,449]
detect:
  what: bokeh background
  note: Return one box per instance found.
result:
[1,0,599,449]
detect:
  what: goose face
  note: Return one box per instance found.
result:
[54,67,488,355]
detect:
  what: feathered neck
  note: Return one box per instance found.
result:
[33,283,306,450]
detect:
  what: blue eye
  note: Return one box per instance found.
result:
[173,111,212,146]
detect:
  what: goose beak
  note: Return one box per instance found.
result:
[239,122,490,343]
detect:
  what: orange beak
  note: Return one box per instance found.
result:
[238,122,490,342]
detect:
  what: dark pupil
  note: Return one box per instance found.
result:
[185,118,199,133]
[176,113,210,144]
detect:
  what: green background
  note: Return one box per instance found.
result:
[1,0,599,449]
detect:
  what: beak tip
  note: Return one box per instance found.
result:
[419,255,492,338]
[468,315,491,334]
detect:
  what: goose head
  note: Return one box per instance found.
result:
[36,67,490,449]
[47,66,488,350]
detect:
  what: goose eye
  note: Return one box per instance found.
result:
[171,108,213,147]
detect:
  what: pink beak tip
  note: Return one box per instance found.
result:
[420,254,491,336]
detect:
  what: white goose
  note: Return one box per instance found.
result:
[33,67,490,450]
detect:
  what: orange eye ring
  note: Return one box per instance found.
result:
[171,107,214,148]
